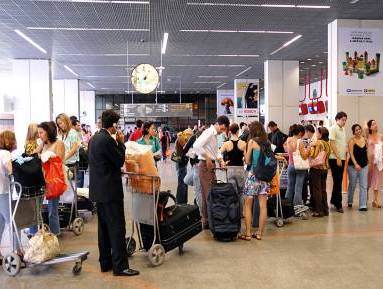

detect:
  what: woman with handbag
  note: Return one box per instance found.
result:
[309,127,331,217]
[38,122,66,236]
[285,124,311,206]
[347,124,369,211]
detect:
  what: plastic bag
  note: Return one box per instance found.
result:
[24,227,60,264]
[42,156,67,200]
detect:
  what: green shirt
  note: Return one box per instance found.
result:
[62,128,80,164]
[137,136,161,154]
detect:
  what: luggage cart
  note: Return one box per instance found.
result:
[2,180,89,277]
[42,166,85,236]
[123,172,188,267]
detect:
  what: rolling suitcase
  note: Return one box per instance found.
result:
[140,203,202,252]
[207,169,241,241]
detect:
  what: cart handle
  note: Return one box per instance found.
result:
[122,172,161,180]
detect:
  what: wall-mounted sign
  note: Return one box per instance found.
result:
[217,89,234,116]
[339,28,383,96]
[120,103,193,118]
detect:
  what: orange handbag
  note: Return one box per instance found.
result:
[269,170,280,196]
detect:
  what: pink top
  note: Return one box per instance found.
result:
[367,137,383,190]
[288,150,294,165]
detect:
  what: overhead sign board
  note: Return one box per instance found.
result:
[120,103,193,118]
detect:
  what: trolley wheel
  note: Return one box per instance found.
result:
[2,253,21,277]
[178,244,184,256]
[126,237,137,257]
[275,218,284,228]
[148,244,165,266]
[72,218,85,236]
[72,262,82,275]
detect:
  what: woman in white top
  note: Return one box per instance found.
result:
[0,131,17,258]
[38,122,65,235]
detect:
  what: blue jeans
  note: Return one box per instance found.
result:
[176,163,188,204]
[348,165,368,209]
[286,165,307,206]
[0,193,10,244]
[48,198,60,235]
[192,165,202,215]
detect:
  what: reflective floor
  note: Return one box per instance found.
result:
[1,160,383,289]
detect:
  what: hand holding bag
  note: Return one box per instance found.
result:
[23,226,60,264]
[42,155,67,200]
[309,151,326,168]
[293,139,310,170]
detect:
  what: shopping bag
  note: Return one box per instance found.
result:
[42,156,67,200]
[24,226,60,264]
[269,169,280,196]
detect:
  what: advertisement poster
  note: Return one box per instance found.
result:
[298,79,328,121]
[216,89,234,116]
[234,79,259,119]
[339,28,383,96]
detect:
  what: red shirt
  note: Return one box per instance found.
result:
[129,128,143,142]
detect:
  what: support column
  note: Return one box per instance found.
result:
[79,90,96,128]
[328,19,383,133]
[12,59,52,146]
[264,60,300,133]
[53,79,80,119]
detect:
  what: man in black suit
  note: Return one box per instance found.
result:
[88,110,139,277]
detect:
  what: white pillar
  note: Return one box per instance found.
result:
[264,60,300,133]
[79,90,96,128]
[12,59,52,147]
[53,79,79,119]
[328,19,383,133]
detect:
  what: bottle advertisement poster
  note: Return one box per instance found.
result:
[216,89,234,117]
[234,79,259,118]
[338,28,383,96]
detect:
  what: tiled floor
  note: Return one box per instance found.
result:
[1,161,382,289]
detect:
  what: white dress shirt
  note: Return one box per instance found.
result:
[193,125,222,161]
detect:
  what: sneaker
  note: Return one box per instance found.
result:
[359,208,368,212]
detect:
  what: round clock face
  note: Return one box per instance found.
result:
[131,64,159,94]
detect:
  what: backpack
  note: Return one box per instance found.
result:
[253,142,277,182]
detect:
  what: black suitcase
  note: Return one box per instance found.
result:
[140,203,202,252]
[207,171,241,241]
[267,196,295,219]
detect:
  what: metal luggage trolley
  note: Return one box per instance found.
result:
[2,180,89,277]
[123,172,171,267]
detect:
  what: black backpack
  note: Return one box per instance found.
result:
[253,142,277,182]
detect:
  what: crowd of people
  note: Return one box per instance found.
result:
[0,109,382,276]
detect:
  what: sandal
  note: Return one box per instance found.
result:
[372,201,382,208]
[238,234,251,241]
[251,233,262,240]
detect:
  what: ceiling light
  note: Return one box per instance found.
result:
[169,64,245,67]
[177,54,259,57]
[216,83,226,89]
[71,64,135,67]
[318,62,323,64]
[86,82,95,89]
[236,66,252,77]
[27,27,149,31]
[198,76,228,78]
[186,2,330,9]
[194,81,222,84]
[300,61,305,64]
[84,75,128,78]
[180,29,293,34]
[14,29,47,54]
[64,65,78,76]
[55,53,149,56]
[311,64,317,67]
[161,33,169,54]
[270,35,302,55]
[350,0,360,3]
[307,58,312,61]
[41,0,149,3]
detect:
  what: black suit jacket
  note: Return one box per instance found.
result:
[88,129,126,203]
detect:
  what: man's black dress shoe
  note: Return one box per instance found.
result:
[113,268,140,276]
[101,266,112,273]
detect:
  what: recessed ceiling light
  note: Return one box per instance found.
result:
[186,2,330,9]
[236,66,252,77]
[14,29,47,54]
[64,65,78,76]
[311,64,317,67]
[350,0,360,4]
[270,35,302,55]
[71,64,135,67]
[216,83,227,89]
[84,75,128,78]
[36,0,149,3]
[176,54,260,57]
[161,33,169,54]
[180,29,293,34]
[86,82,95,89]
[307,58,312,61]
[198,76,228,78]
[193,81,222,84]
[55,53,149,56]
[27,27,149,31]
[318,62,323,64]
[300,61,305,64]
[169,64,245,67]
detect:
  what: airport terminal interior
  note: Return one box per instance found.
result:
[0,1,383,288]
